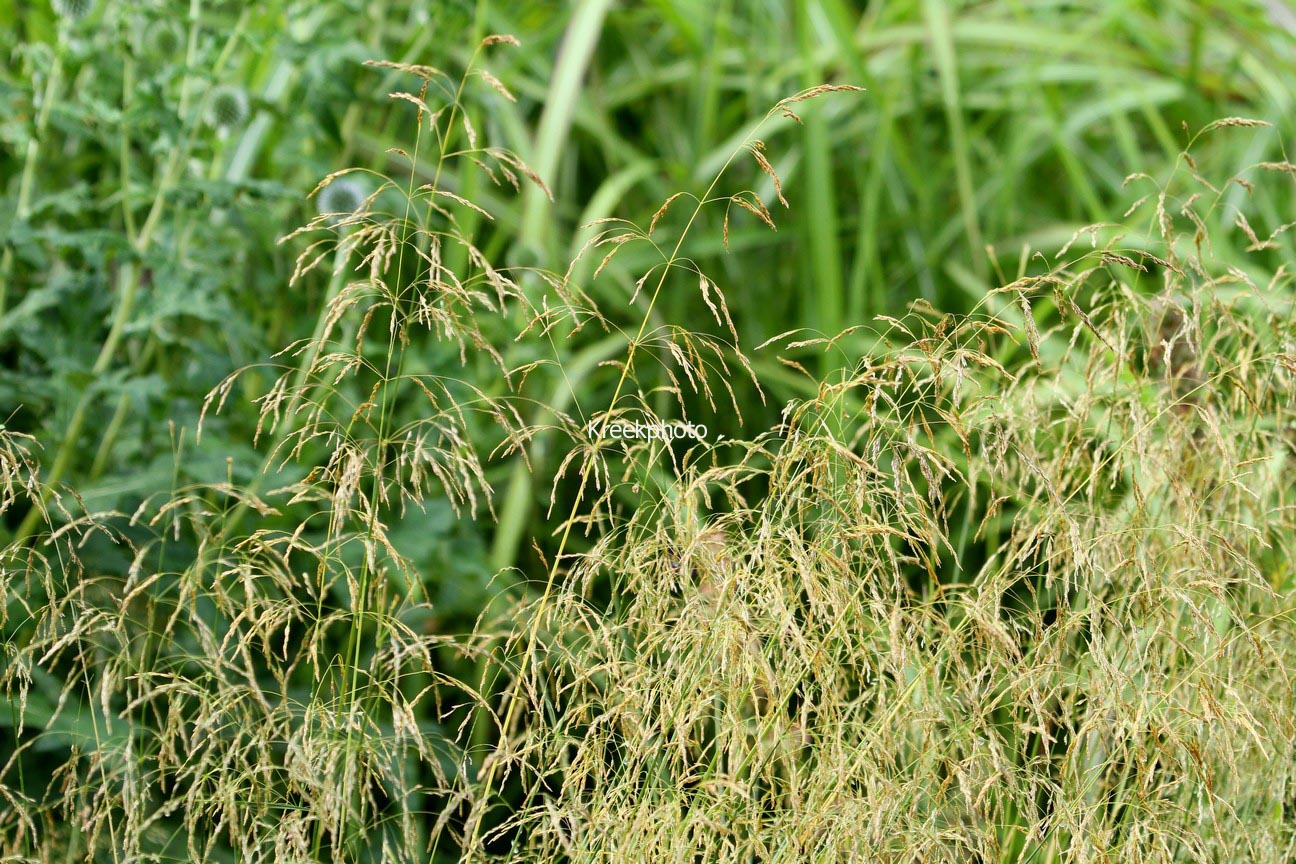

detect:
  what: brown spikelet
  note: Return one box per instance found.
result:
[1019,293,1040,363]
[390,91,433,117]
[729,193,776,230]
[490,149,553,200]
[1100,252,1147,272]
[1200,117,1272,131]
[363,59,446,80]
[649,192,688,236]
[477,69,517,102]
[423,188,495,220]
[748,140,788,207]
[775,83,866,107]
[628,268,653,304]
[697,274,738,343]
[1235,212,1267,250]
[592,232,638,278]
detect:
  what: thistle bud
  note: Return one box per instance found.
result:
[144,20,185,58]
[208,85,249,130]
[52,0,94,21]
[317,178,367,222]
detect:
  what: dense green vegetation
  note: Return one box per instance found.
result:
[2,1,1296,861]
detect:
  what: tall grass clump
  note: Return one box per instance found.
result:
[2,36,572,861]
[2,28,1295,864]
[453,121,1296,860]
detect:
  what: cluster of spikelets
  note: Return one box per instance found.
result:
[490,254,1296,861]
[2,38,1295,864]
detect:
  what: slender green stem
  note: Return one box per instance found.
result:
[119,56,138,243]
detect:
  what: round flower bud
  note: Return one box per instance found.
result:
[52,0,95,20]
[145,20,185,58]
[317,178,366,220]
[207,85,249,130]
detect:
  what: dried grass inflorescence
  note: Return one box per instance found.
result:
[1,42,1294,864]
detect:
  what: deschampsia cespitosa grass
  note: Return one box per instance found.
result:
[2,39,1295,864]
